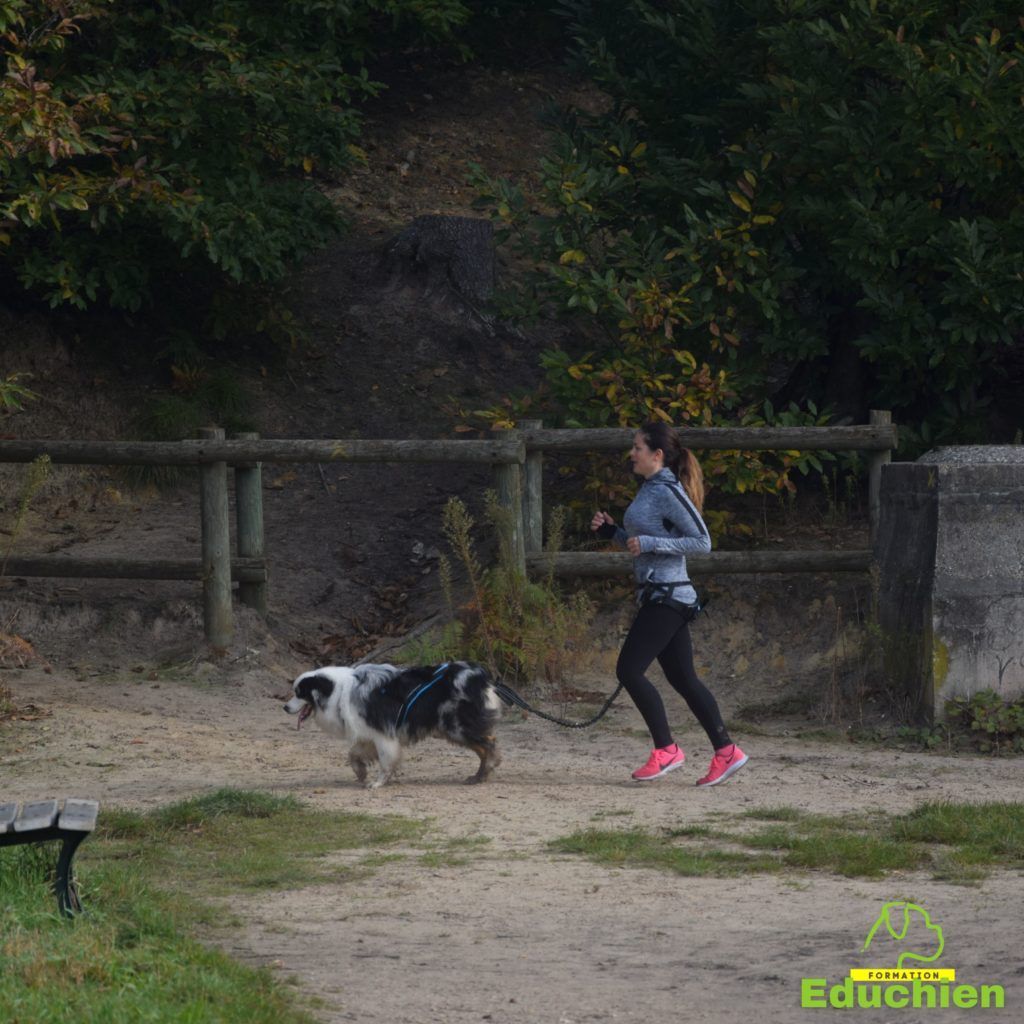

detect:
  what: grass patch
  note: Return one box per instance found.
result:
[0,844,314,1022]
[892,801,1024,868]
[419,834,493,868]
[549,828,782,877]
[551,801,1024,884]
[0,788,434,1022]
[738,823,927,877]
[99,788,428,894]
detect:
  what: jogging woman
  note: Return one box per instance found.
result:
[591,422,748,786]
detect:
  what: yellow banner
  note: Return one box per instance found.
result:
[850,969,956,982]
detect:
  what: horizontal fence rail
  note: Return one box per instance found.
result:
[518,424,897,453]
[0,438,524,466]
[0,556,267,582]
[527,550,874,577]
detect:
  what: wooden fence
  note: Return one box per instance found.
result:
[0,412,895,644]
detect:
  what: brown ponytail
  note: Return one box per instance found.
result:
[639,421,705,514]
[678,448,705,514]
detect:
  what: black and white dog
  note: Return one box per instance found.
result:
[284,661,504,788]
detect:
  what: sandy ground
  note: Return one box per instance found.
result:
[3,657,1022,1024]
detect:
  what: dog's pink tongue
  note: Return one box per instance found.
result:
[297,705,312,730]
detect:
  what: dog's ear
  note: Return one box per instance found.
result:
[295,673,334,707]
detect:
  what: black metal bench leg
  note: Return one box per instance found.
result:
[54,832,87,918]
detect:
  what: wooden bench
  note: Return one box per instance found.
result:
[0,799,100,917]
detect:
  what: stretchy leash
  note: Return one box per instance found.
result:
[493,681,625,729]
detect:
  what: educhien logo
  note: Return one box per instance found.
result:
[801,901,1005,1011]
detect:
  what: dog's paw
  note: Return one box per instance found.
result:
[464,773,488,785]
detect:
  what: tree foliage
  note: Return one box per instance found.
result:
[0,0,467,314]
[479,0,1024,445]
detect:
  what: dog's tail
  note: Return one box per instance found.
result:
[483,680,504,714]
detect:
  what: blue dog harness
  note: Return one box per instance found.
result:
[395,662,449,730]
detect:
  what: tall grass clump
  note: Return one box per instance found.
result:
[435,494,593,684]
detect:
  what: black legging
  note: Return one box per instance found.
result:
[616,603,732,751]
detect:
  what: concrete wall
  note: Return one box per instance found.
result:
[875,449,1024,719]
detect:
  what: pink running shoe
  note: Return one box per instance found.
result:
[631,743,686,781]
[695,744,748,787]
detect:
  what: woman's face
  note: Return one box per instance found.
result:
[630,433,663,478]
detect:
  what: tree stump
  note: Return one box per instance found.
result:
[377,215,495,307]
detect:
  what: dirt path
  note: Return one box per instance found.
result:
[2,661,1021,1023]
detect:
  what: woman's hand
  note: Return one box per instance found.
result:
[590,511,615,532]
[626,536,645,556]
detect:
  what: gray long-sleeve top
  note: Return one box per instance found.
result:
[605,468,711,605]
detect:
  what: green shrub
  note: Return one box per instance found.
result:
[945,689,1024,753]
[0,0,469,320]
[476,0,1024,445]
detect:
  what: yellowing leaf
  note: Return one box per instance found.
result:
[616,165,630,175]
[630,142,647,158]
[559,249,586,265]
[752,214,776,225]
[302,157,313,173]
[729,191,752,213]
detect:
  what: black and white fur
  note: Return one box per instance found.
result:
[284,661,503,788]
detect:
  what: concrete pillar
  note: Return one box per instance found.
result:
[874,447,1024,719]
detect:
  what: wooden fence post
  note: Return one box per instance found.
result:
[493,428,526,575]
[198,426,232,646]
[232,431,267,616]
[868,410,893,543]
[520,419,543,553]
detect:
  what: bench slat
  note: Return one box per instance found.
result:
[13,800,59,832]
[59,799,99,832]
[0,803,17,833]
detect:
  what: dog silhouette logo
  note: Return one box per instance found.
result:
[862,901,944,969]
